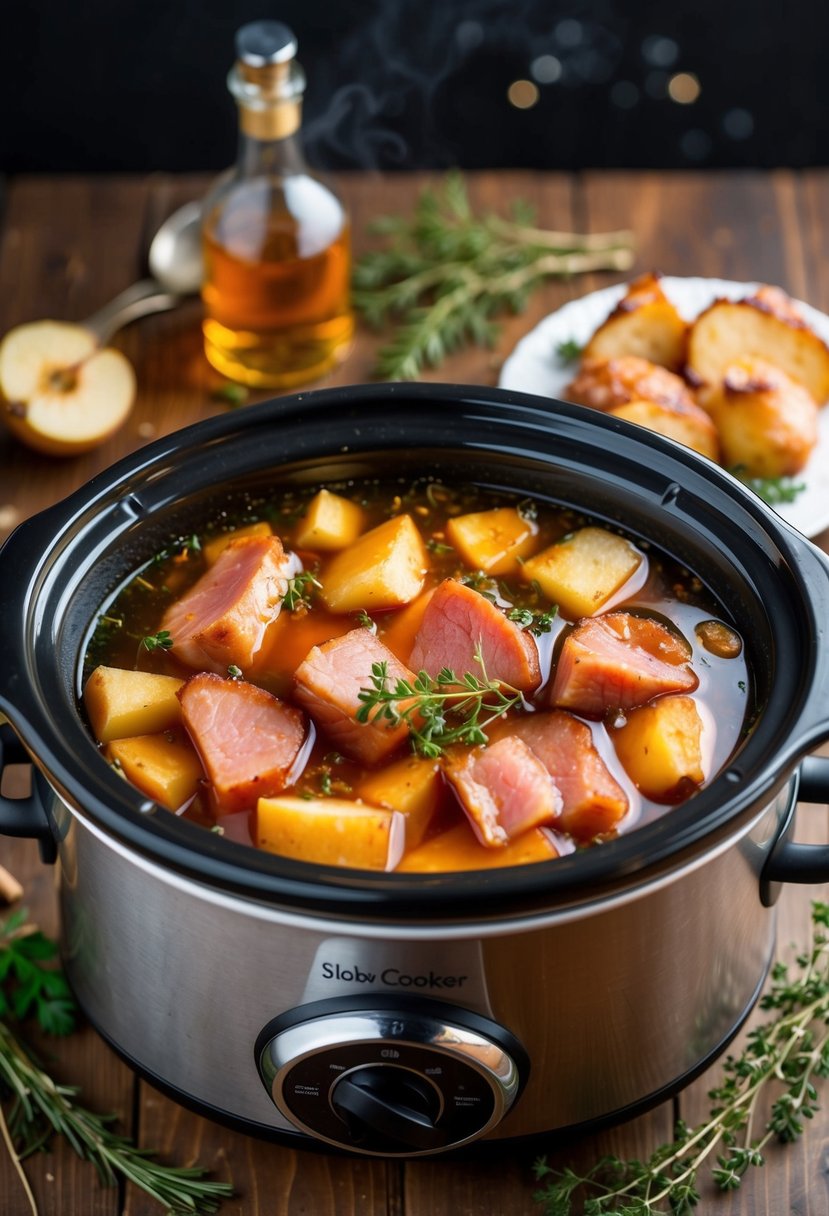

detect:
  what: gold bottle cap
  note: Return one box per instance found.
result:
[228,20,305,140]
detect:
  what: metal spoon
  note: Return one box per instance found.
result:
[82,201,204,345]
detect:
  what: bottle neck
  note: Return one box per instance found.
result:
[237,122,308,177]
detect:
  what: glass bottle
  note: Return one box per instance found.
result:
[201,21,354,389]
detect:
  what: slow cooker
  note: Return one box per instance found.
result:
[2,383,829,1157]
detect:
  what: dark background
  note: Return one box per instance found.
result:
[4,0,828,173]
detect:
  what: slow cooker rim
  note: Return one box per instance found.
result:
[2,382,828,917]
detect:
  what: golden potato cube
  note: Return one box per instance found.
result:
[612,695,704,801]
[356,757,441,849]
[446,506,538,575]
[521,527,643,619]
[396,823,558,872]
[256,797,404,870]
[294,489,366,551]
[583,273,688,371]
[320,514,428,614]
[203,521,273,566]
[84,666,184,744]
[106,733,203,810]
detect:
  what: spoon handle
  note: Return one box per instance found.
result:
[82,278,182,344]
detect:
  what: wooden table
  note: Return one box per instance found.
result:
[1,170,828,1214]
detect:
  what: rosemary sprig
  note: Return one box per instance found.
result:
[356,643,522,758]
[533,900,829,1214]
[352,172,634,381]
[0,908,234,1214]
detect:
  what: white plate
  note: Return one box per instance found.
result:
[498,276,829,537]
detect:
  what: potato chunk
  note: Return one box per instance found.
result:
[320,514,428,613]
[203,522,272,566]
[687,287,829,404]
[446,506,538,575]
[521,527,643,620]
[397,823,558,872]
[84,666,184,744]
[609,398,720,461]
[106,733,203,810]
[356,757,441,849]
[256,797,404,870]
[583,273,688,371]
[703,357,818,477]
[611,695,704,800]
[294,489,365,551]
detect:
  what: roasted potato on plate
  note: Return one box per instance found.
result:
[582,272,687,371]
[687,285,829,404]
[703,357,818,476]
[564,354,696,414]
[608,397,720,461]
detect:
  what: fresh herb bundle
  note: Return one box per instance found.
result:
[356,645,522,758]
[533,900,829,1214]
[0,906,233,1214]
[352,172,634,380]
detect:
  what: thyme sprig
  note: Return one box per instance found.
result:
[0,908,234,1214]
[533,900,829,1214]
[142,629,174,652]
[356,643,522,758]
[282,570,322,612]
[353,172,634,381]
[507,605,558,636]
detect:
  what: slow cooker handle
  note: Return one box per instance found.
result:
[764,756,829,884]
[0,725,56,863]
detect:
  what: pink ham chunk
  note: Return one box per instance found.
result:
[162,536,291,674]
[294,629,416,765]
[493,710,628,840]
[551,612,698,718]
[445,736,562,847]
[179,673,307,814]
[409,579,541,693]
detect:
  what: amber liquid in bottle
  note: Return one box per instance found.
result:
[203,179,354,389]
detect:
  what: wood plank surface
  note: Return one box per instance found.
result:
[2,169,829,1216]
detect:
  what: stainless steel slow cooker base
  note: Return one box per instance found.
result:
[54,779,793,1153]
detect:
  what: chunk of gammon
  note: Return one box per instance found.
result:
[294,629,416,765]
[550,613,697,718]
[256,797,405,871]
[408,579,541,693]
[491,711,628,840]
[161,536,292,674]
[179,673,308,814]
[444,736,563,847]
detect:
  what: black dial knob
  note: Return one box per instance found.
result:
[331,1065,444,1151]
[256,996,529,1156]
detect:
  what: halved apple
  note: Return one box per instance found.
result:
[0,320,136,455]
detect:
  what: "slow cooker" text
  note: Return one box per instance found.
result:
[321,962,468,989]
